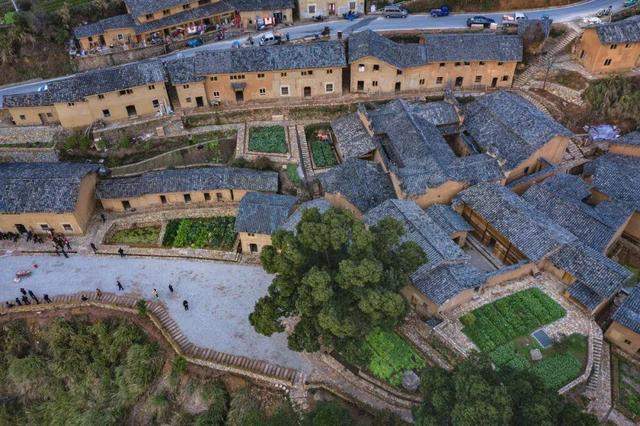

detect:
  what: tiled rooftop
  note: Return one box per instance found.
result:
[235,192,297,235]
[612,286,640,335]
[595,15,640,44]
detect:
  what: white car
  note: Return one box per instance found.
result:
[582,16,602,25]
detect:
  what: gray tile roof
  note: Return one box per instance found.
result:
[232,0,294,11]
[166,40,346,84]
[595,15,640,44]
[279,198,331,233]
[424,204,473,236]
[0,162,99,214]
[74,14,136,38]
[318,158,396,214]
[125,0,188,18]
[370,99,502,195]
[422,33,523,63]
[453,183,576,261]
[348,30,522,69]
[463,91,573,170]
[235,192,297,234]
[614,130,640,147]
[612,286,640,335]
[523,174,632,253]
[133,1,234,35]
[330,109,377,161]
[96,166,278,199]
[4,60,166,107]
[364,199,483,305]
[550,241,631,310]
[591,154,640,211]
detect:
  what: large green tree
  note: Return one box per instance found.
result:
[414,353,598,426]
[249,207,425,353]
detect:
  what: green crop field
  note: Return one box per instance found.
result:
[248,126,287,154]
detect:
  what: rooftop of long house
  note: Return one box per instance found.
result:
[75,0,294,38]
[234,192,298,235]
[587,153,640,211]
[317,158,397,214]
[364,199,484,305]
[165,40,346,84]
[454,182,632,310]
[424,203,474,236]
[594,15,640,44]
[612,285,640,334]
[522,173,632,253]
[96,166,279,199]
[463,90,574,171]
[0,162,100,214]
[347,29,523,68]
[3,60,166,108]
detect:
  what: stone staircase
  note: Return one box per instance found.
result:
[397,314,453,371]
[514,24,582,88]
[296,124,315,180]
[586,326,604,395]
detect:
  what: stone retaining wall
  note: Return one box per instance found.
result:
[75,45,166,71]
[0,147,59,162]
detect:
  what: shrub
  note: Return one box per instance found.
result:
[304,401,352,426]
[195,382,229,425]
[582,76,640,126]
[118,137,132,149]
[136,299,148,316]
[248,126,287,153]
[226,389,264,426]
[171,356,188,377]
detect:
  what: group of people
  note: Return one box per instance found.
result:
[0,231,45,244]
[151,284,190,311]
[5,287,53,308]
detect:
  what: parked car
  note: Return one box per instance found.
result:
[343,10,361,20]
[430,5,450,17]
[595,6,612,17]
[186,38,203,48]
[466,15,495,27]
[383,5,408,18]
[623,0,637,7]
[501,12,527,27]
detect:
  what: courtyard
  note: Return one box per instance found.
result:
[0,254,313,374]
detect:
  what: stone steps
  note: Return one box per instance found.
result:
[586,329,604,394]
[296,124,315,180]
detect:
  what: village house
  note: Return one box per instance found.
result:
[522,173,632,255]
[347,30,522,95]
[606,286,640,356]
[317,158,397,218]
[423,204,474,247]
[73,0,294,52]
[0,162,100,236]
[234,192,297,253]
[297,0,363,20]
[574,15,640,75]
[4,60,169,129]
[96,166,278,212]
[165,41,346,107]
[608,130,640,158]
[585,153,640,244]
[453,183,632,314]
[364,199,486,316]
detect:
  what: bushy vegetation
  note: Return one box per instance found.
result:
[108,225,160,247]
[248,126,288,154]
[582,76,640,127]
[286,163,302,185]
[613,353,640,420]
[250,208,426,354]
[460,288,565,352]
[62,132,93,151]
[414,353,598,425]
[162,217,236,250]
[305,124,337,168]
[231,156,277,171]
[0,318,161,424]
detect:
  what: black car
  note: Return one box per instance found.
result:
[466,16,495,27]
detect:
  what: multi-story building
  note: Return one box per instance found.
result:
[606,286,640,356]
[4,60,169,129]
[348,30,522,95]
[74,0,294,51]
[0,163,100,235]
[574,15,640,74]
[165,41,346,107]
[297,0,364,20]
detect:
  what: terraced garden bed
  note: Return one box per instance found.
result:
[162,217,236,250]
[613,353,640,421]
[460,288,586,390]
[248,126,287,153]
[305,123,337,168]
[106,225,161,247]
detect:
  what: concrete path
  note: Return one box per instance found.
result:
[0,253,313,374]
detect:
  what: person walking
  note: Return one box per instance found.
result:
[168,284,174,293]
[21,295,30,305]
[28,290,39,304]
[64,239,71,250]
[182,300,189,311]
[118,248,125,258]
[96,288,102,299]
[19,288,27,296]
[15,297,22,306]
[100,213,106,223]
[117,280,124,291]
[5,301,14,308]
[54,246,60,256]
[152,288,159,299]
[61,248,69,258]
[81,294,88,302]
[90,242,98,254]
[44,294,52,303]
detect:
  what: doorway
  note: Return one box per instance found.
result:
[126,105,137,117]
[303,86,311,97]
[455,77,463,87]
[235,90,244,102]
[38,113,47,125]
[273,12,283,23]
[15,224,27,233]
[357,80,364,91]
[196,96,204,107]
[329,3,336,14]
[491,77,498,88]
[394,82,401,92]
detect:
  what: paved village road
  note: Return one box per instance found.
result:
[0,0,627,105]
[0,253,313,374]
